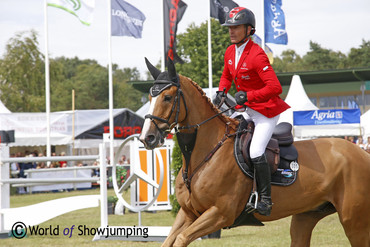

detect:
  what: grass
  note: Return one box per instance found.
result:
[1,188,350,246]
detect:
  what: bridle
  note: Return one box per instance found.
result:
[144,77,188,139]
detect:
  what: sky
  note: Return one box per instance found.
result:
[1,0,370,78]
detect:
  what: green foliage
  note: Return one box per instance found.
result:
[113,67,143,111]
[176,19,230,89]
[108,166,127,189]
[170,135,183,216]
[0,30,45,112]
[347,39,370,67]
[0,31,144,112]
[107,195,118,203]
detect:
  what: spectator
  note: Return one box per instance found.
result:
[365,136,370,153]
[50,152,59,168]
[59,152,67,167]
[357,136,366,150]
[10,153,19,178]
[121,155,128,164]
[348,136,355,143]
[92,161,100,177]
[76,162,83,167]
[36,152,46,169]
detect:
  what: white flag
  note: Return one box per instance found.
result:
[47,0,95,26]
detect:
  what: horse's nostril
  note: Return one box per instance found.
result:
[145,135,156,145]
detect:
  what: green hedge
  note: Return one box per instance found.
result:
[170,135,182,216]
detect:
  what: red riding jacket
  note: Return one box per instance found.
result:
[219,40,290,118]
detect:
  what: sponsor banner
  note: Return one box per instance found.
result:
[111,0,146,38]
[264,0,288,44]
[163,0,187,65]
[293,109,361,126]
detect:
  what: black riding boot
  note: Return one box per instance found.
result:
[251,154,272,216]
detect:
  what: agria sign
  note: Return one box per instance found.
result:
[293,109,361,126]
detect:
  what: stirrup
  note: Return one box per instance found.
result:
[245,191,258,213]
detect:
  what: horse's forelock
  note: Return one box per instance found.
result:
[179,75,238,130]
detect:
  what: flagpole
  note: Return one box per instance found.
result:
[44,0,51,161]
[108,0,114,167]
[208,1,213,97]
[161,0,165,71]
[261,0,266,52]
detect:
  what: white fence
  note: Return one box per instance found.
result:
[0,143,108,233]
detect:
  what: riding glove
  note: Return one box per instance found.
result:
[235,91,248,105]
[213,91,225,106]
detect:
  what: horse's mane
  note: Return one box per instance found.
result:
[180,75,239,130]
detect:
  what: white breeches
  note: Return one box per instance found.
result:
[231,108,279,159]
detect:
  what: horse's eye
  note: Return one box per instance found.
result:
[164,95,172,102]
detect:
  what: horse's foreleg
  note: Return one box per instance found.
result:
[290,210,334,247]
[161,208,196,247]
[172,206,232,247]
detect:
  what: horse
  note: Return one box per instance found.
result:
[139,58,370,247]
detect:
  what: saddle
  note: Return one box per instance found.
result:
[234,118,299,186]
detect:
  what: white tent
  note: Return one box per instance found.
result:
[278,75,318,125]
[361,109,370,138]
[0,100,11,113]
[0,108,144,148]
[279,75,361,139]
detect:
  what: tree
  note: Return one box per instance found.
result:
[113,66,143,111]
[301,41,346,71]
[0,30,45,112]
[272,49,304,72]
[50,57,101,111]
[347,39,370,68]
[176,19,230,89]
[73,63,109,109]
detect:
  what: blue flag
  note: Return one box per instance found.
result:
[264,0,288,44]
[111,0,146,38]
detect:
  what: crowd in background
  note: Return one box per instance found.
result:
[10,151,131,178]
[10,150,68,178]
[344,136,370,153]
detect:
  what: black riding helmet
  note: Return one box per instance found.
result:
[223,7,256,36]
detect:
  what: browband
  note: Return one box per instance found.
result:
[149,76,180,97]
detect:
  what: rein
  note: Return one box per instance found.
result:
[181,123,237,192]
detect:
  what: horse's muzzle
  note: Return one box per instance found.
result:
[139,132,165,150]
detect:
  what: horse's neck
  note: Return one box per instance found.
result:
[179,80,228,153]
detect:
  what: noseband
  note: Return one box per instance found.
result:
[145,77,188,139]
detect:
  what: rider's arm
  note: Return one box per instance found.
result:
[218,46,234,94]
[246,50,282,103]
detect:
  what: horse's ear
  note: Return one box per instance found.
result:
[145,57,161,80]
[167,58,177,82]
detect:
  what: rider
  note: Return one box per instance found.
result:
[214,7,290,216]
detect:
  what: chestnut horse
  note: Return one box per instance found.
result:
[139,59,370,247]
